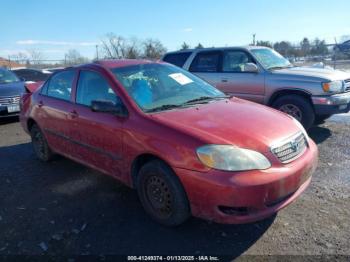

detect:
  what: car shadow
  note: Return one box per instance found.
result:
[0,142,275,259]
[0,116,19,125]
[308,125,332,144]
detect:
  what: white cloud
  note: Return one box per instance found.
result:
[182,28,193,32]
[16,40,97,46]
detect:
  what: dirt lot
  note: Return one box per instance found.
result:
[0,116,349,261]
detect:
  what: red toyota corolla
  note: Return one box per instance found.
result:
[20,60,318,226]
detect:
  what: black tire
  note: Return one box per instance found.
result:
[136,160,190,226]
[314,114,332,125]
[272,95,315,130]
[30,124,53,162]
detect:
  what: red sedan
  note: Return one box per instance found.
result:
[20,60,318,226]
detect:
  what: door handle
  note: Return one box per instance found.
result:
[38,101,43,107]
[69,110,79,119]
[221,78,228,83]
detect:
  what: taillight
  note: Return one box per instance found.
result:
[20,93,32,111]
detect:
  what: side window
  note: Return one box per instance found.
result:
[222,51,253,72]
[47,70,75,101]
[40,80,49,95]
[76,70,117,107]
[163,52,191,67]
[189,52,220,72]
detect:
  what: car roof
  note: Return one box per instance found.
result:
[164,45,269,55]
[92,59,157,69]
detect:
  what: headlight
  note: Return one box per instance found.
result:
[322,81,344,93]
[196,145,271,171]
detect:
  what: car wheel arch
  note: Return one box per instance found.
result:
[268,89,313,107]
[131,153,174,188]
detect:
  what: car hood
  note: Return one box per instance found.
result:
[273,66,350,81]
[0,81,25,96]
[150,98,302,153]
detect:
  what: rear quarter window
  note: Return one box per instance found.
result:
[46,70,75,101]
[163,52,191,67]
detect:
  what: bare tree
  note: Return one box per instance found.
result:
[101,33,128,59]
[100,33,166,60]
[11,52,28,64]
[64,49,89,65]
[27,49,45,64]
[143,39,166,60]
[125,37,141,59]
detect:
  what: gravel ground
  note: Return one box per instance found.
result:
[0,116,349,261]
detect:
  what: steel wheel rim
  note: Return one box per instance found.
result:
[279,104,303,121]
[145,175,173,219]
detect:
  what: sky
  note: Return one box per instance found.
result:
[1,0,349,60]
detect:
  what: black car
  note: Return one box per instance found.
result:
[11,68,51,82]
[0,68,25,117]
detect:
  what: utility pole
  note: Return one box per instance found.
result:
[95,45,99,60]
[252,34,256,46]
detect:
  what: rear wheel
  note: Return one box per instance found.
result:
[136,160,190,226]
[272,95,315,130]
[30,124,53,162]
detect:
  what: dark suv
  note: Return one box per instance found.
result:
[0,68,25,117]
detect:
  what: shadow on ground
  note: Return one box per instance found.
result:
[0,143,274,259]
[0,116,19,126]
[308,125,332,144]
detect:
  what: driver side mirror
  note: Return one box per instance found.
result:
[91,98,128,117]
[243,63,259,73]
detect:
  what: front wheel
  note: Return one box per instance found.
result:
[272,95,315,130]
[136,160,190,226]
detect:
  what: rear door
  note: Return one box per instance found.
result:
[215,50,265,103]
[188,51,222,87]
[70,69,124,178]
[38,70,77,155]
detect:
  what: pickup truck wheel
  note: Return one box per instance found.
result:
[272,95,315,130]
[30,124,53,162]
[136,160,190,226]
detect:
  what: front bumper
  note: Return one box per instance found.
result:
[312,92,350,115]
[175,139,318,224]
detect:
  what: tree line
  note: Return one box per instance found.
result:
[256,37,330,57]
[8,34,340,67]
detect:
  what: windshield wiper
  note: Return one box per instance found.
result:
[145,104,187,113]
[268,65,293,70]
[184,95,231,105]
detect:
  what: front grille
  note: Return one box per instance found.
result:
[271,132,308,163]
[345,79,350,92]
[0,95,20,106]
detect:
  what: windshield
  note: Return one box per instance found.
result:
[251,48,292,70]
[0,69,20,84]
[112,63,225,112]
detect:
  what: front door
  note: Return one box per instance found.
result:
[70,69,124,178]
[216,50,265,104]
